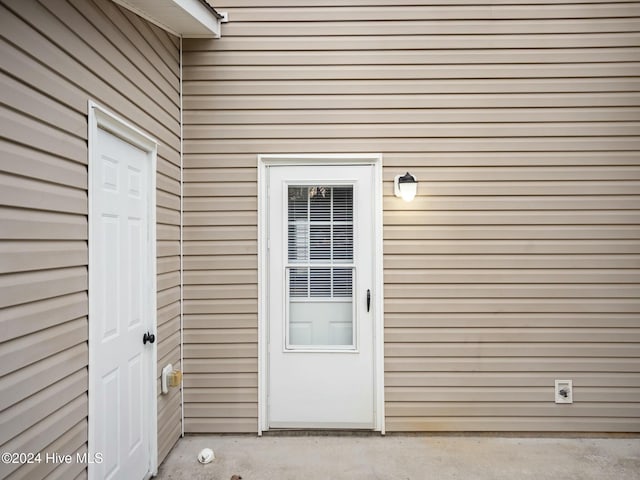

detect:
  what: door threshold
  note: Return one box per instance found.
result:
[262,429,381,437]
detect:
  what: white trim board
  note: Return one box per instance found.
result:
[88,101,159,478]
[179,36,186,439]
[257,153,385,435]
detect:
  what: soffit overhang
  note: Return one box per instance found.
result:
[111,0,223,37]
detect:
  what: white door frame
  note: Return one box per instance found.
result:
[88,101,158,478]
[257,153,385,435]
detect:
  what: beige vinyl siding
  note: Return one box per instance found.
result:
[183,1,640,432]
[0,0,181,477]
[182,158,258,432]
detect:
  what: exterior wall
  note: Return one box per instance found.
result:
[0,0,182,477]
[182,1,640,432]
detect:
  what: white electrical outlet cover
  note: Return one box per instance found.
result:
[161,364,173,395]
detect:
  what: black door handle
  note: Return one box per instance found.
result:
[367,289,371,312]
[143,332,155,345]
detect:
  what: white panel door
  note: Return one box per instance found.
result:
[90,127,153,480]
[267,165,375,428]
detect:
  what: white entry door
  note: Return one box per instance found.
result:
[89,106,156,480]
[267,164,376,429]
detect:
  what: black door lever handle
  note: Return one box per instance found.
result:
[143,332,155,345]
[367,289,371,312]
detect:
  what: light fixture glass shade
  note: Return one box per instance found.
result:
[394,172,417,202]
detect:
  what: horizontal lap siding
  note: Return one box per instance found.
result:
[0,0,181,477]
[183,1,640,433]
[183,32,259,431]
[182,150,257,431]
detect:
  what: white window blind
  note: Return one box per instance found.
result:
[287,186,353,299]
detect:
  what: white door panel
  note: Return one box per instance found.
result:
[267,165,375,428]
[90,125,153,480]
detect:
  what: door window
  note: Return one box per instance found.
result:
[286,185,355,349]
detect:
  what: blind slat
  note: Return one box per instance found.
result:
[288,185,354,298]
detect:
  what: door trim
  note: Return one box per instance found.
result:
[257,154,385,435]
[88,101,158,478]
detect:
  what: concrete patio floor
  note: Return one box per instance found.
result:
[156,434,640,480]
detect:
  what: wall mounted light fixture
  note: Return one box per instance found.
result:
[394,172,417,202]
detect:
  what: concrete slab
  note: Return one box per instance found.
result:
[156,434,640,480]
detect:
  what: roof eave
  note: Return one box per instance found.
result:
[111,0,224,38]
